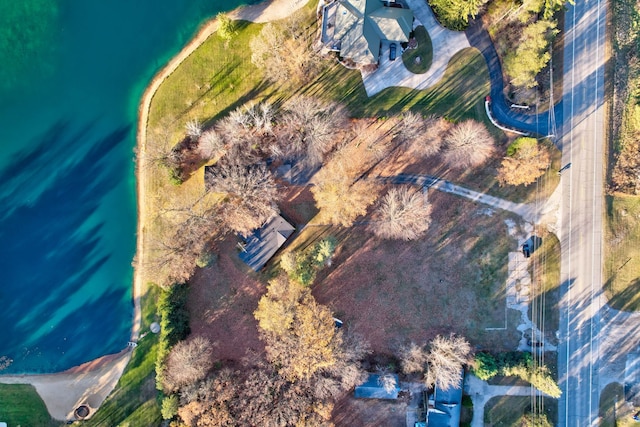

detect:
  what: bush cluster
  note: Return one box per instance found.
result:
[281,237,336,286]
[155,284,191,391]
[472,352,561,398]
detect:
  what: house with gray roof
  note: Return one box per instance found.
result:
[354,373,401,399]
[238,215,295,271]
[321,0,414,65]
[424,371,463,427]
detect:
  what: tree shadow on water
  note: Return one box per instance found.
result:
[0,121,134,373]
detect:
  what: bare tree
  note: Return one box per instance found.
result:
[426,334,472,391]
[373,187,431,241]
[139,136,183,173]
[250,22,286,79]
[185,119,203,139]
[275,96,347,166]
[398,341,429,375]
[197,129,224,161]
[149,207,218,287]
[250,12,320,84]
[394,113,446,157]
[216,102,274,165]
[206,161,280,235]
[394,111,424,143]
[378,373,399,394]
[442,120,495,168]
[163,336,214,392]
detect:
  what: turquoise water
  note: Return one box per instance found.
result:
[0,0,249,373]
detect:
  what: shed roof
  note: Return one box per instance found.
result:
[239,215,295,271]
[354,374,400,399]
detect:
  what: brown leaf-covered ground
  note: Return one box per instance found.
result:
[312,191,521,355]
[187,238,266,364]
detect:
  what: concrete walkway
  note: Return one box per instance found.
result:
[362,0,470,96]
[380,174,539,222]
[465,374,543,427]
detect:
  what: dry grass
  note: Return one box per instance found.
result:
[484,395,557,426]
[599,382,637,427]
[604,195,640,311]
[332,394,407,427]
[309,191,521,355]
[528,230,561,339]
[186,238,266,363]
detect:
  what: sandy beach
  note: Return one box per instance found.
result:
[0,0,307,421]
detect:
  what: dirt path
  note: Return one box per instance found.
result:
[0,0,307,422]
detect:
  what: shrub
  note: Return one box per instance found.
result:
[195,250,216,268]
[163,336,214,393]
[155,284,191,391]
[161,394,179,420]
[283,237,337,286]
[471,351,560,397]
[472,352,499,381]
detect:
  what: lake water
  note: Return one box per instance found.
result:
[0,0,249,373]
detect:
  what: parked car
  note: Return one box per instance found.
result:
[389,43,397,61]
[522,243,531,258]
[527,339,543,347]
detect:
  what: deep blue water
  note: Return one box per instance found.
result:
[0,0,249,373]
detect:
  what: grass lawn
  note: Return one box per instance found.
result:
[528,230,561,338]
[0,384,58,427]
[307,47,490,121]
[599,382,637,427]
[148,20,270,142]
[402,26,432,74]
[149,0,491,141]
[604,195,640,311]
[484,395,557,426]
[303,191,522,353]
[84,285,162,426]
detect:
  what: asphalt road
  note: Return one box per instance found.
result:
[557,0,607,425]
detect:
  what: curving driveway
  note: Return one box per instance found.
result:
[465,18,563,140]
[362,0,469,97]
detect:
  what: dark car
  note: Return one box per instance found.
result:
[527,339,543,347]
[389,43,397,61]
[522,243,531,258]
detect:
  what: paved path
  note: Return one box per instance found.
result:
[465,374,542,427]
[556,0,608,425]
[465,18,563,140]
[361,0,469,96]
[379,173,539,221]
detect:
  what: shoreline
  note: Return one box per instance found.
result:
[0,0,307,421]
[133,0,308,343]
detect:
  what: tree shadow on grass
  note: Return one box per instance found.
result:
[605,276,640,312]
